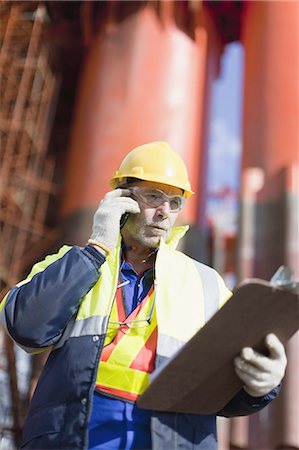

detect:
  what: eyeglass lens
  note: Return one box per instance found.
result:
[131,187,184,211]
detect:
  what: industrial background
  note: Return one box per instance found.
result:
[0,1,298,449]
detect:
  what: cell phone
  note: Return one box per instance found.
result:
[120,213,129,229]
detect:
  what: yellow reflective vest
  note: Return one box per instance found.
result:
[1,226,231,398]
[54,226,229,401]
[96,282,157,401]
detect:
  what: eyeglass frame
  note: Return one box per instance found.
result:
[107,282,156,329]
[128,186,185,212]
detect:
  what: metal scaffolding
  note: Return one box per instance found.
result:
[0,3,60,447]
[0,2,59,297]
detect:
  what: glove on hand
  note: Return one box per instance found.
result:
[234,333,287,397]
[90,189,140,253]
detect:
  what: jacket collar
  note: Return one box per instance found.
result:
[164,225,189,250]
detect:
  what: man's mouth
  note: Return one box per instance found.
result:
[148,225,167,233]
[149,223,167,229]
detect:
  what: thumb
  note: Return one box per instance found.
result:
[265,334,285,360]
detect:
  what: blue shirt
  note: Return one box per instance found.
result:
[88,260,154,449]
[120,260,154,315]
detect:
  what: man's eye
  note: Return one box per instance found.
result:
[170,198,181,209]
[145,193,160,201]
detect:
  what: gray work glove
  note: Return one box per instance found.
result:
[234,333,287,397]
[89,189,140,253]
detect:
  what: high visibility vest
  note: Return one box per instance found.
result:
[1,226,231,382]
[96,282,157,401]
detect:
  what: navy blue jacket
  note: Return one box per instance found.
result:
[2,246,280,449]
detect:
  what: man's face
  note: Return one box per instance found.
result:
[121,181,183,249]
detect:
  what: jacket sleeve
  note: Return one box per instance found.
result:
[217,385,281,417]
[0,245,106,351]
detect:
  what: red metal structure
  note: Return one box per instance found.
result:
[0,1,298,448]
[238,2,299,448]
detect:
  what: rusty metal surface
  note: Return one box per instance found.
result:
[0,2,59,296]
[0,3,62,448]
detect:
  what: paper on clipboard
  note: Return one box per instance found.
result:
[137,279,299,415]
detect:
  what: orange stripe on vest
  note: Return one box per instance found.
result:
[100,284,155,362]
[98,385,139,403]
[129,327,157,372]
[96,282,157,401]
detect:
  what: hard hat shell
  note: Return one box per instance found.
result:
[110,142,194,198]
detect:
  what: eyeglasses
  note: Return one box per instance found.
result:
[129,186,184,212]
[108,287,156,330]
[108,317,151,329]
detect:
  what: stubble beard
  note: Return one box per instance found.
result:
[129,225,163,249]
[122,217,169,249]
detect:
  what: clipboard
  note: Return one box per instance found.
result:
[137,279,299,415]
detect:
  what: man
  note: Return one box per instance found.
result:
[0,142,286,449]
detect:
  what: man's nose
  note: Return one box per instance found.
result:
[156,200,170,218]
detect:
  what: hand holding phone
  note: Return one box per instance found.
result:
[89,189,139,253]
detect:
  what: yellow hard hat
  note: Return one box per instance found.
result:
[110,142,194,198]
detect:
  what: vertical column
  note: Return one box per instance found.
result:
[232,167,264,449]
[61,4,209,245]
[241,1,298,183]
[240,1,299,448]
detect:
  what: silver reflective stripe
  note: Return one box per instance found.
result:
[153,334,185,380]
[0,315,50,355]
[0,307,8,332]
[156,333,184,359]
[17,342,50,355]
[1,298,43,354]
[70,315,109,337]
[54,315,109,349]
[0,297,48,354]
[2,342,49,355]
[0,289,14,331]
[193,260,220,322]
